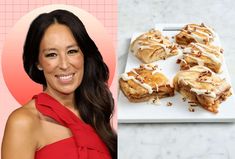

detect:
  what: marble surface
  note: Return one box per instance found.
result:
[118,0,235,158]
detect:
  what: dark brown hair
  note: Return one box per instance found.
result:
[23,9,117,158]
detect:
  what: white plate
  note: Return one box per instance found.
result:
[118,23,235,123]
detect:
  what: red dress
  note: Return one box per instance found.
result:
[33,93,111,159]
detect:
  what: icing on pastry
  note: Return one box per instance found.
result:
[188,65,214,74]
[176,66,218,98]
[189,32,206,44]
[190,88,216,98]
[180,42,223,73]
[121,64,160,94]
[121,73,153,94]
[189,43,223,64]
[185,23,215,39]
[184,54,204,66]
[173,65,232,113]
[130,29,180,63]
[201,23,216,37]
[120,64,165,94]
[119,64,174,103]
[132,36,173,55]
[131,69,139,75]
[175,23,216,45]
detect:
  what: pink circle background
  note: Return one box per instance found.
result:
[1,5,116,105]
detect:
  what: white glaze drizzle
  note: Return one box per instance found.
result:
[177,66,217,98]
[203,24,216,37]
[180,58,188,64]
[155,83,159,92]
[131,69,138,75]
[192,43,222,64]
[141,64,155,70]
[152,69,160,75]
[141,64,161,75]
[121,64,163,94]
[195,29,213,37]
[121,73,153,94]
[189,65,214,74]
[131,42,153,55]
[190,88,216,98]
[183,47,192,54]
[188,24,215,37]
[131,29,178,56]
[183,24,215,43]
[189,32,205,43]
[184,54,204,66]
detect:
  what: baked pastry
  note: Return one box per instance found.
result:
[130,29,180,63]
[175,23,216,45]
[177,42,224,73]
[119,64,174,103]
[173,65,232,113]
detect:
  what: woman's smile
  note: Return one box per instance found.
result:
[55,73,75,83]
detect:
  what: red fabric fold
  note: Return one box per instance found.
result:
[33,93,111,159]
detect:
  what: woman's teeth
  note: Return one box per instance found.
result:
[57,74,73,81]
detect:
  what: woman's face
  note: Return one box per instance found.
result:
[38,23,84,95]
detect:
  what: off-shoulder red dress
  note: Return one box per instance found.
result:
[33,93,111,159]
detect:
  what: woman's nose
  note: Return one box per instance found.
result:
[59,54,70,70]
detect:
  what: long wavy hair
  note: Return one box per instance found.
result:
[23,9,117,158]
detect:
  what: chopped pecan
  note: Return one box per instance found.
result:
[220,48,224,53]
[199,70,212,78]
[185,25,189,30]
[188,107,195,112]
[182,97,187,102]
[167,102,173,106]
[176,59,181,64]
[195,52,202,57]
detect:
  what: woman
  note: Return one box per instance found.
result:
[1,9,117,159]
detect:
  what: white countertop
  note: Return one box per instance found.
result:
[118,0,235,158]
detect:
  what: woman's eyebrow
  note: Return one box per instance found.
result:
[41,45,79,52]
[42,48,57,53]
[67,44,79,49]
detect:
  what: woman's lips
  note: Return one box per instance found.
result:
[55,73,75,83]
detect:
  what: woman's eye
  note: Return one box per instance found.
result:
[45,53,57,57]
[68,50,78,54]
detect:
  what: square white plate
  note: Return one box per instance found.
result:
[118,24,235,123]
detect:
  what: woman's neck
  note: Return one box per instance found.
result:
[44,89,76,109]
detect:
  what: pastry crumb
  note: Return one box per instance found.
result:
[188,107,195,112]
[167,102,173,106]
[148,97,161,105]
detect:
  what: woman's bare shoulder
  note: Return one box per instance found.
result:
[3,99,40,143]
[1,100,40,159]
[6,99,40,133]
